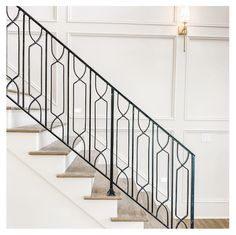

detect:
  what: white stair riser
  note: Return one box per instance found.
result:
[8,148,94,197]
[7,132,121,228]
[7,125,66,152]
[7,110,42,128]
[7,93,36,108]
[79,200,144,229]
[39,125,67,149]
[82,200,118,227]
[7,152,101,229]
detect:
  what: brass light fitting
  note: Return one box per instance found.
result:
[178,7,190,52]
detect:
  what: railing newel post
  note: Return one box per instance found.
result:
[190,154,195,228]
[107,87,115,196]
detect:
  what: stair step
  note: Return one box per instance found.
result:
[111,179,147,222]
[84,165,122,200]
[57,151,96,178]
[7,89,29,96]
[111,216,147,222]
[7,123,63,133]
[57,172,95,178]
[6,106,46,111]
[29,137,74,155]
[139,192,168,228]
[84,195,122,200]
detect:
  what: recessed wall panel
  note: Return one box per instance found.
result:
[68,6,175,25]
[185,39,229,120]
[69,34,175,119]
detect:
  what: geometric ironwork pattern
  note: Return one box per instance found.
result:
[6,6,196,229]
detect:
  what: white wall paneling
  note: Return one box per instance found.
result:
[67,6,177,25]
[7,6,229,219]
[189,6,229,28]
[183,130,229,218]
[185,36,229,121]
[68,33,176,120]
[22,6,58,22]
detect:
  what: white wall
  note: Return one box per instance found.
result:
[7,6,229,218]
[7,151,101,228]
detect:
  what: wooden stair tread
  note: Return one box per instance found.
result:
[111,216,148,222]
[7,122,63,133]
[139,192,168,229]
[84,164,122,200]
[7,89,29,95]
[111,178,147,222]
[84,195,122,200]
[57,172,95,178]
[57,151,97,178]
[6,106,49,111]
[29,137,74,155]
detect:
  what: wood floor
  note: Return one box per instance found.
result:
[194,219,229,229]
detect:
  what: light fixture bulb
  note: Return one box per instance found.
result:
[180,6,190,23]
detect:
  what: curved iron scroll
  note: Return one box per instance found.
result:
[6,7,21,104]
[72,55,87,157]
[136,112,151,209]
[49,37,65,140]
[115,94,131,194]
[155,126,170,227]
[27,18,43,120]
[93,75,109,175]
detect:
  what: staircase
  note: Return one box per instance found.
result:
[6,6,195,229]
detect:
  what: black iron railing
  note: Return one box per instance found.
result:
[6,6,195,229]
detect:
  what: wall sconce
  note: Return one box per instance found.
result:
[178,6,190,52]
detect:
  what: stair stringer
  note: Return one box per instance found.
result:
[7,149,102,228]
[7,129,144,228]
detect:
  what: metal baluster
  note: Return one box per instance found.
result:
[22,13,25,108]
[190,154,195,228]
[171,138,174,228]
[131,106,135,197]
[88,69,92,162]
[67,51,70,144]
[44,33,48,126]
[5,7,197,229]
[107,87,115,196]
[151,122,154,213]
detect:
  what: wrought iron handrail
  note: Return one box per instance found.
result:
[6,6,195,229]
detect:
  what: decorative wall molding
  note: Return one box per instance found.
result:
[188,6,229,29]
[189,24,229,29]
[183,129,229,204]
[21,6,58,22]
[188,35,229,41]
[183,129,228,133]
[67,6,177,26]
[194,198,229,204]
[67,31,177,39]
[184,36,229,122]
[67,32,177,121]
